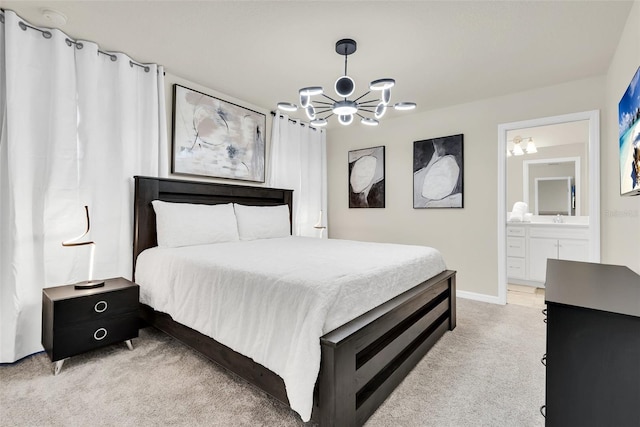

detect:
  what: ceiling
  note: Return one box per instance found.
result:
[1,1,633,128]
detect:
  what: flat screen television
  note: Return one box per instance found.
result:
[618,65,640,196]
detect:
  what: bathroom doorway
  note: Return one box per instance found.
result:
[497,110,601,305]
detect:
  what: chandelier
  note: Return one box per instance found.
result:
[276,38,416,127]
[508,135,537,156]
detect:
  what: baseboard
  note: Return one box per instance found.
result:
[456,290,503,305]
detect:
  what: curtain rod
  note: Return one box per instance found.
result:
[1,9,155,73]
[270,111,323,131]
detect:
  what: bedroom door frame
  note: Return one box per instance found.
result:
[497,110,601,305]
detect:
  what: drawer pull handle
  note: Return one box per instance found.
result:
[94,300,108,313]
[540,405,546,418]
[93,328,108,341]
[541,354,547,366]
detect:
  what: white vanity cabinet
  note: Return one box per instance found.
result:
[528,226,589,283]
[506,223,589,286]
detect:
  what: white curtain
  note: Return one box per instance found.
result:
[269,113,327,238]
[0,10,166,363]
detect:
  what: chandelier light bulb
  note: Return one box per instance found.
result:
[335,75,355,98]
[299,86,323,96]
[299,93,310,109]
[393,102,417,111]
[338,114,354,125]
[332,100,358,115]
[277,102,298,112]
[306,105,316,120]
[310,118,328,127]
[361,117,379,126]
[369,78,395,91]
[374,102,387,119]
[381,88,391,106]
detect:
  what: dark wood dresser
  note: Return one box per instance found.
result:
[42,277,139,375]
[543,259,640,426]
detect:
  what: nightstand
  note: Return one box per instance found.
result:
[42,277,140,375]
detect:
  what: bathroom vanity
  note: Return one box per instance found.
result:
[506,219,590,287]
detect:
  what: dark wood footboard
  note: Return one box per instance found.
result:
[139,269,456,426]
[318,269,456,426]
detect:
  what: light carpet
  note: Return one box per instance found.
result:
[0,298,545,426]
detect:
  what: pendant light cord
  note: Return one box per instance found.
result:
[344,52,348,76]
[344,53,348,100]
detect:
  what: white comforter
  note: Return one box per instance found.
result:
[135,237,446,421]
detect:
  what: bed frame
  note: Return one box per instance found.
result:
[133,175,456,426]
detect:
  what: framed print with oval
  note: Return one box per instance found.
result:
[413,134,463,208]
[348,146,385,208]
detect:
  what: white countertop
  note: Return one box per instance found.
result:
[506,214,589,227]
[507,221,589,227]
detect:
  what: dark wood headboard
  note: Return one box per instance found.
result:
[133,176,293,278]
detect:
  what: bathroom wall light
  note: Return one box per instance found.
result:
[508,135,537,156]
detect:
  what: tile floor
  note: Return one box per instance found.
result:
[507,283,546,309]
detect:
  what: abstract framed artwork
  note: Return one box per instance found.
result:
[413,134,463,208]
[171,84,266,182]
[348,146,385,208]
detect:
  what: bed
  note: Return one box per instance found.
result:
[133,176,456,426]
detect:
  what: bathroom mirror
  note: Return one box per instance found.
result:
[524,157,581,216]
[535,176,573,215]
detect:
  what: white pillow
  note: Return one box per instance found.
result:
[233,204,291,240]
[152,200,239,248]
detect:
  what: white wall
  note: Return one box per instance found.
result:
[602,0,640,273]
[327,76,606,297]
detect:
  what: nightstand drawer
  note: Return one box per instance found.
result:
[54,286,138,326]
[51,313,139,361]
